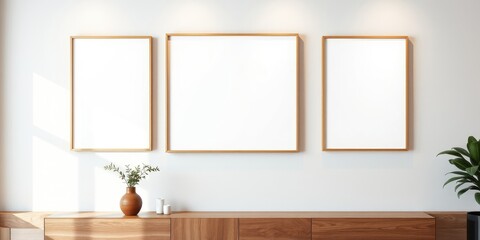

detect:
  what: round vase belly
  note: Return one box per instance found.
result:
[120,187,142,216]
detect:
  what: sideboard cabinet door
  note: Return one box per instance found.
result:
[172,218,238,240]
[239,218,311,240]
[312,218,435,240]
[45,218,170,240]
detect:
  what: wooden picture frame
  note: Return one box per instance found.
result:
[322,36,409,151]
[71,36,152,151]
[166,33,299,152]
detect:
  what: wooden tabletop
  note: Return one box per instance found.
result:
[47,212,169,219]
[46,211,434,219]
[0,212,52,229]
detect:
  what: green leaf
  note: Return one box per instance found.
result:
[453,147,471,158]
[472,158,480,166]
[445,171,476,177]
[468,141,480,163]
[467,166,480,176]
[447,171,478,182]
[475,143,480,165]
[444,176,465,187]
[449,158,472,170]
[457,186,474,198]
[104,163,159,187]
[475,193,480,205]
[437,150,464,158]
[455,181,469,191]
[469,136,478,144]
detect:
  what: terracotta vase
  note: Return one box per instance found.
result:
[120,187,142,216]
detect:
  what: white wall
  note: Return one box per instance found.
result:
[1,0,480,211]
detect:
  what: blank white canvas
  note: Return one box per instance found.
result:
[324,38,407,150]
[168,35,297,151]
[73,38,150,150]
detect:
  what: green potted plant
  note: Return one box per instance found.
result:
[438,136,480,240]
[104,163,160,216]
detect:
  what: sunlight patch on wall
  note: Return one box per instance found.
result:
[32,73,68,141]
[167,1,221,30]
[93,166,123,211]
[352,1,421,33]
[32,136,78,211]
[254,0,314,31]
[71,0,121,31]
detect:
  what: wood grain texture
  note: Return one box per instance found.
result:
[312,218,435,240]
[44,218,170,240]
[427,212,466,240]
[46,211,433,219]
[10,228,44,240]
[0,212,51,229]
[1,227,11,240]
[172,218,238,240]
[170,211,433,219]
[239,218,311,240]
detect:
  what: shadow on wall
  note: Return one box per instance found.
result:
[0,0,6,209]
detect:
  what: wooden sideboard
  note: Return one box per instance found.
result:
[43,212,435,240]
[0,211,468,240]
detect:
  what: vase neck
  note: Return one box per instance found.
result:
[126,187,136,193]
